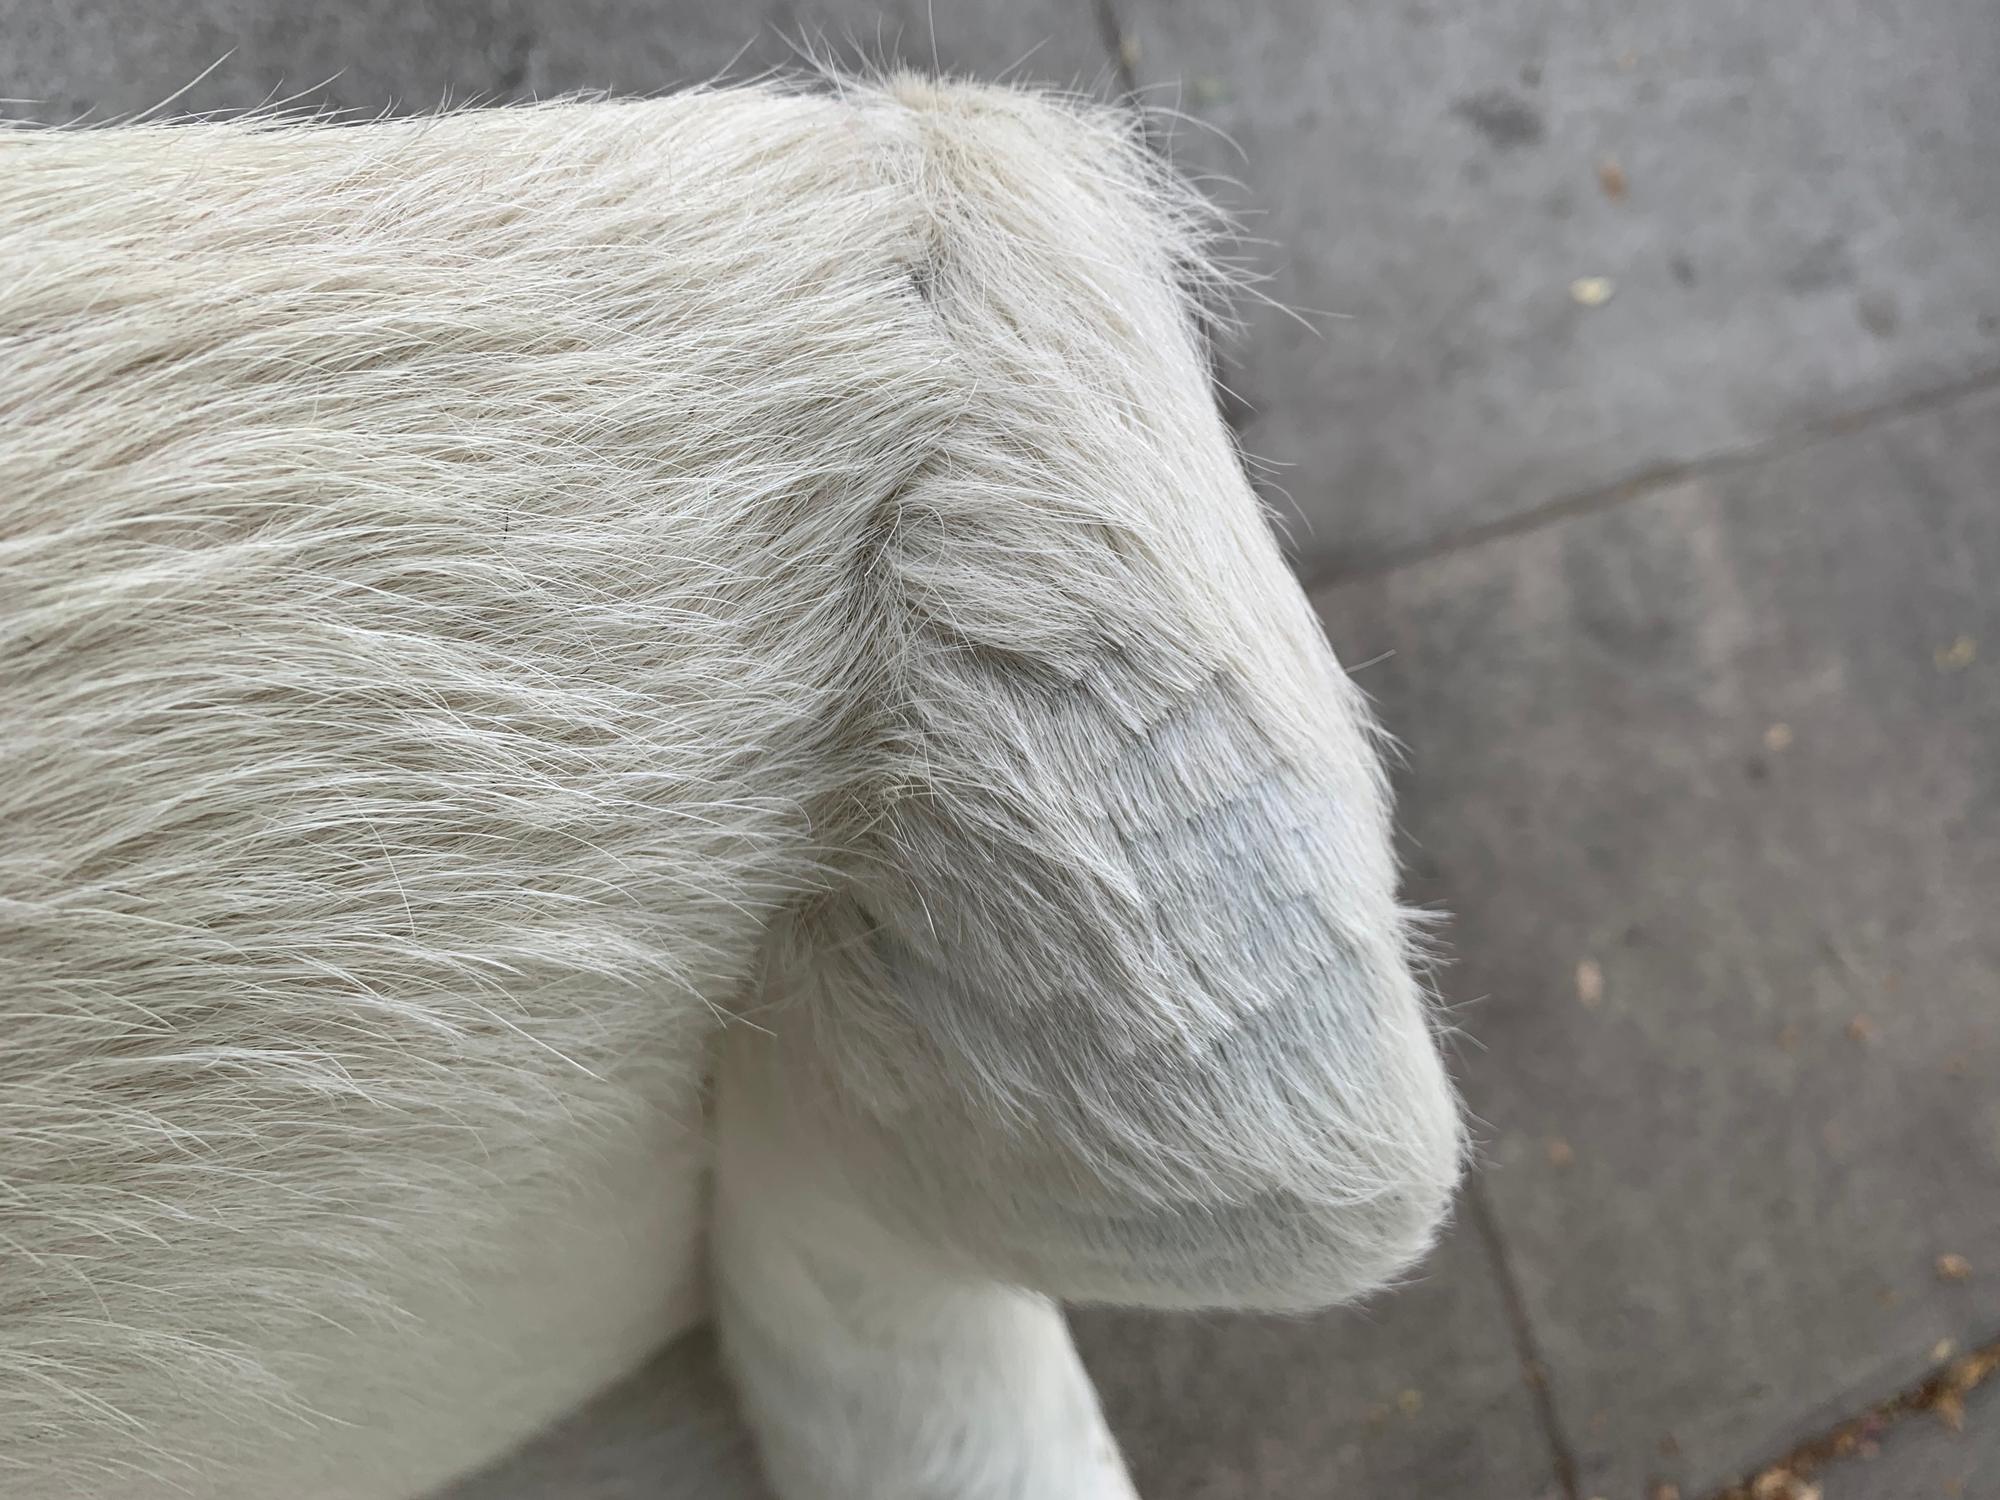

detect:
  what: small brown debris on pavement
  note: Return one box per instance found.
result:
[1846,1014,1874,1042]
[1778,1023,1803,1051]
[1650,1484,1681,1500]
[1936,1252,1972,1281]
[1935,634,1977,671]
[1596,156,1628,199]
[1749,1469,1820,1500]
[1927,1345,2000,1433]
[1764,722,1794,752]
[1576,957,1605,1007]
[1547,1137,1576,1168]
[1934,1388,1965,1430]
[1395,1387,1423,1418]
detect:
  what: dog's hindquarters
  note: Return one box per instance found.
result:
[710,79,1462,1499]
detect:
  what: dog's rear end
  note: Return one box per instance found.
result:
[0,79,1460,1499]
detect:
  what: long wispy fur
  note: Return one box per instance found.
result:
[0,74,1463,1499]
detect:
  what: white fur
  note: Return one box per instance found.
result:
[0,75,1463,1499]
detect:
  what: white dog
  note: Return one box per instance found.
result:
[0,74,1464,1499]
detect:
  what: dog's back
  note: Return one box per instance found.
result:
[0,85,954,1497]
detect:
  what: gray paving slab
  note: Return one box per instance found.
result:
[1313,383,2000,1499]
[0,0,1110,121]
[1073,1218,1557,1500]
[519,0,1110,98]
[1114,0,2000,576]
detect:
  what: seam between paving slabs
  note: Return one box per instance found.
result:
[1708,1331,2000,1500]
[1084,0,1140,101]
[1467,1174,1583,1500]
[1300,363,2000,594]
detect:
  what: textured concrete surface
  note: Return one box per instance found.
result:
[0,0,1109,119]
[1315,384,2000,1498]
[1074,1221,1554,1499]
[1117,0,2000,578]
[3,3,1997,1497]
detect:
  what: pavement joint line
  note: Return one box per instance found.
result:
[1299,363,2000,598]
[1085,0,1139,101]
[1707,1330,2000,1500]
[1465,1173,1582,1500]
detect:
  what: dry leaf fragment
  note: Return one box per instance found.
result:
[1935,1390,1966,1431]
[1750,1470,1823,1500]
[1576,958,1605,1007]
[1651,1484,1682,1500]
[1937,1253,1973,1282]
[1597,156,1629,199]
[1935,635,1977,671]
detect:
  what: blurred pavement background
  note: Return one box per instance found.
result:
[4,3,1995,1496]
